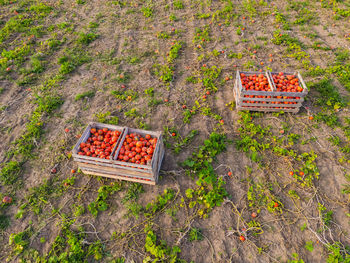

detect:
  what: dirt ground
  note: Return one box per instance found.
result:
[0,0,350,262]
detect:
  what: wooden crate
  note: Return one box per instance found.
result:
[111,127,164,183]
[74,125,164,185]
[233,70,308,113]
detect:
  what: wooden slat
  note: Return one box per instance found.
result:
[154,141,165,183]
[77,162,153,178]
[237,106,299,113]
[81,169,156,185]
[238,96,304,103]
[239,101,301,107]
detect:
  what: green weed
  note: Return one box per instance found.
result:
[75,90,95,101]
[76,32,98,45]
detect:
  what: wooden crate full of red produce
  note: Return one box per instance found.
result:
[72,122,164,185]
[233,70,308,113]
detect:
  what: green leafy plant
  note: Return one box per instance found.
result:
[144,225,184,262]
[88,182,122,216]
[141,7,153,17]
[145,189,176,217]
[75,90,95,101]
[305,241,314,252]
[188,227,203,242]
[167,41,183,64]
[0,161,22,185]
[76,32,98,45]
[182,132,228,218]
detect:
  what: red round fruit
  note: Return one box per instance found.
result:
[2,196,12,204]
[239,235,246,242]
[147,147,154,154]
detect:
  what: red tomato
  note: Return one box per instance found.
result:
[147,148,154,154]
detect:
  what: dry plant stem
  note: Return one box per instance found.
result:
[175,219,193,245]
[247,239,280,263]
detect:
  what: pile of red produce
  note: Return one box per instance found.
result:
[240,73,272,92]
[240,73,272,104]
[77,128,122,159]
[271,72,303,93]
[117,133,157,165]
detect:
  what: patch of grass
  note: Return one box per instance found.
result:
[335,49,350,63]
[153,64,174,83]
[182,132,228,218]
[144,225,182,262]
[193,26,211,47]
[76,32,98,45]
[0,214,10,230]
[141,7,153,17]
[0,161,22,185]
[124,108,139,118]
[308,79,344,110]
[189,227,203,241]
[173,0,184,10]
[122,183,144,204]
[88,182,122,216]
[167,41,183,64]
[318,203,333,226]
[200,65,222,92]
[326,242,350,262]
[305,241,314,252]
[156,31,170,39]
[111,89,138,101]
[75,90,95,101]
[57,49,91,75]
[94,111,119,125]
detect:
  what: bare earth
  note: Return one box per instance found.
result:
[0,0,349,262]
